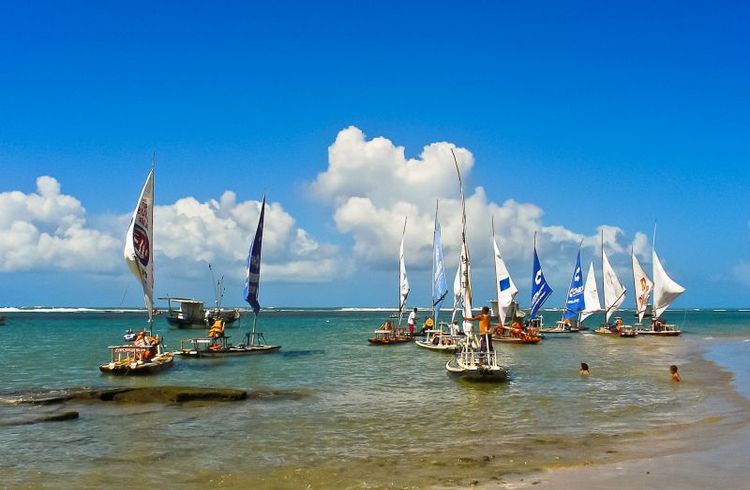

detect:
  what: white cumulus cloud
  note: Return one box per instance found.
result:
[309,127,640,288]
[0,177,120,272]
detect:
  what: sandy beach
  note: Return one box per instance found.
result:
[493,338,750,490]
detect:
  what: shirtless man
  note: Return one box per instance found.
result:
[466,306,493,353]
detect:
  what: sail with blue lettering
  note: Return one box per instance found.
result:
[243,196,266,314]
[529,238,553,319]
[432,205,448,324]
[563,249,585,320]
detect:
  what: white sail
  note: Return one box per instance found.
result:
[652,248,685,319]
[451,261,461,323]
[460,240,473,321]
[580,262,601,322]
[124,168,154,323]
[398,219,410,323]
[602,250,626,323]
[632,250,653,323]
[493,237,517,326]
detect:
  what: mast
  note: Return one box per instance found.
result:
[451,148,472,321]
[244,195,266,345]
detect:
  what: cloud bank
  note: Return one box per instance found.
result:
[0,177,342,283]
[309,126,637,288]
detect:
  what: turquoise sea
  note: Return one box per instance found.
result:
[1,308,750,488]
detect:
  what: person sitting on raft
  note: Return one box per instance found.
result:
[208,318,225,339]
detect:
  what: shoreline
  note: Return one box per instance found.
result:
[490,337,750,489]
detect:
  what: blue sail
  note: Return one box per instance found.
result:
[432,216,449,324]
[563,249,585,320]
[529,245,553,318]
[243,196,266,314]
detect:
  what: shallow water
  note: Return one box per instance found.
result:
[1,309,749,488]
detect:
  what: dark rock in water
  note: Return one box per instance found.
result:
[3,411,80,426]
[4,386,248,405]
[38,411,80,422]
[92,386,247,403]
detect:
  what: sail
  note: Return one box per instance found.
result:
[432,210,448,324]
[602,250,626,323]
[124,168,154,322]
[563,249,585,320]
[632,250,653,323]
[652,248,685,319]
[493,237,517,326]
[529,242,553,319]
[580,262,602,322]
[459,239,473,320]
[451,261,461,323]
[243,196,266,314]
[398,219,410,323]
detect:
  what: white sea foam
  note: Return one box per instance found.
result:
[0,307,143,313]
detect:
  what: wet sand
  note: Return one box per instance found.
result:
[493,338,750,490]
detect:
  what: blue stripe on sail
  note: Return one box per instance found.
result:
[243,196,265,314]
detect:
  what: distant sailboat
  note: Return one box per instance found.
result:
[579,262,602,326]
[491,221,541,344]
[530,235,557,335]
[640,233,685,336]
[550,246,585,333]
[446,150,507,381]
[416,203,459,351]
[631,249,653,325]
[369,218,412,344]
[178,196,281,356]
[101,164,174,374]
[596,233,635,337]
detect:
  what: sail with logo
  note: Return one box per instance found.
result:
[631,249,653,324]
[491,221,541,343]
[101,163,174,374]
[639,230,686,336]
[492,219,518,328]
[529,234,553,320]
[548,246,584,333]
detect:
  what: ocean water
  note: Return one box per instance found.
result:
[1,308,749,488]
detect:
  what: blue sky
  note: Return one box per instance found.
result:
[1,0,748,309]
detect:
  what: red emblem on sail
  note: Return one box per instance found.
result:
[132,224,150,266]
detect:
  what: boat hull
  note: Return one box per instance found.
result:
[415,340,458,352]
[636,330,681,337]
[368,337,412,345]
[99,354,174,375]
[493,336,542,345]
[445,358,508,382]
[179,345,281,357]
